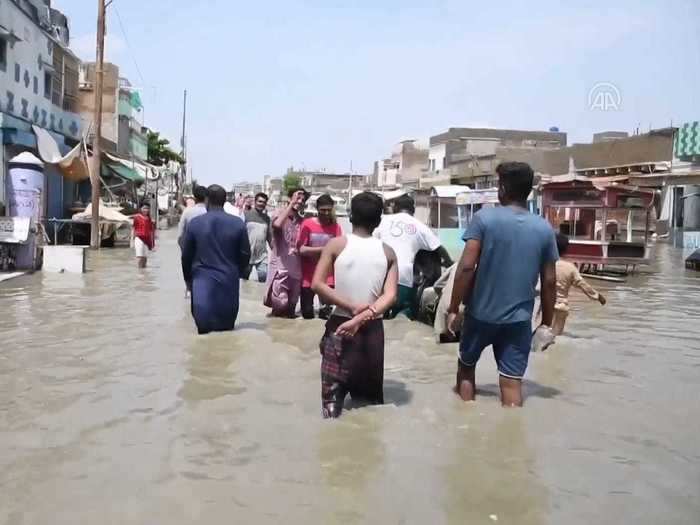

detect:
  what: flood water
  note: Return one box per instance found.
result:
[1,229,699,524]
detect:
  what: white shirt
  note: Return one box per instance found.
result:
[223,202,246,222]
[334,234,388,318]
[374,212,441,287]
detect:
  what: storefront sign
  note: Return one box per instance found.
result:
[0,217,31,244]
[456,190,499,205]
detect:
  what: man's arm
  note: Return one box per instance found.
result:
[272,204,293,231]
[572,268,605,304]
[539,262,557,327]
[311,237,358,313]
[272,191,303,230]
[238,226,251,270]
[447,239,481,320]
[177,210,187,247]
[181,228,196,285]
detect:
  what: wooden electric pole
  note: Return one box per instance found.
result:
[179,89,187,200]
[90,0,107,249]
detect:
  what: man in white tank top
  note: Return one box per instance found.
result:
[311,192,399,418]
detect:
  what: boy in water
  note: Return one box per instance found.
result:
[132,201,155,269]
[312,192,398,418]
[551,233,607,335]
[297,194,343,319]
[447,162,558,407]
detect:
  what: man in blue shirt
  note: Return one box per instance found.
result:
[182,185,251,335]
[447,162,558,406]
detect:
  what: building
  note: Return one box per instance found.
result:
[78,62,147,162]
[537,126,700,252]
[263,176,283,204]
[593,131,629,143]
[116,77,147,161]
[374,139,429,189]
[539,128,673,178]
[0,0,84,221]
[422,127,567,188]
[231,181,263,197]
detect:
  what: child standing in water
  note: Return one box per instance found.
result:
[552,233,607,335]
[132,201,155,269]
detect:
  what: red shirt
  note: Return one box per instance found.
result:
[297,218,342,288]
[133,213,155,249]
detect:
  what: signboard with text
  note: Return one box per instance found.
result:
[0,217,32,244]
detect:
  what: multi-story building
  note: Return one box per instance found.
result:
[78,62,147,162]
[423,127,567,188]
[231,181,263,197]
[295,170,369,194]
[374,139,429,189]
[116,77,147,161]
[0,0,84,219]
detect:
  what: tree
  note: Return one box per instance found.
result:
[147,131,185,166]
[283,171,302,196]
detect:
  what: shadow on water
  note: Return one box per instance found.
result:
[345,379,413,411]
[235,321,267,331]
[476,380,561,400]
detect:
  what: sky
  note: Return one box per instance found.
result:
[55,0,700,186]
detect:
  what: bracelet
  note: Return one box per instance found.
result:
[367,306,378,318]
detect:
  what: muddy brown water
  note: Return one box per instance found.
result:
[1,229,699,524]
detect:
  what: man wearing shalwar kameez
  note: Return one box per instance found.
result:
[182,185,251,335]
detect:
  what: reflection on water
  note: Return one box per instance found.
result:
[0,232,699,524]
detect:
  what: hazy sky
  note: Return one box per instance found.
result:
[55,0,700,186]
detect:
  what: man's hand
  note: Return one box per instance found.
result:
[335,317,362,338]
[352,303,371,317]
[447,311,460,336]
[290,190,306,209]
[598,294,607,306]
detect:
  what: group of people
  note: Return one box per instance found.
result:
[171,161,608,417]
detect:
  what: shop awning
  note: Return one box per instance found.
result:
[32,125,89,181]
[102,160,145,184]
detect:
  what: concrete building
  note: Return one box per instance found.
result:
[78,62,147,162]
[422,127,567,188]
[539,128,673,177]
[375,139,429,189]
[593,131,629,143]
[231,181,263,197]
[263,175,283,204]
[0,0,84,218]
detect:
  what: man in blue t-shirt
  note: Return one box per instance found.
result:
[447,162,558,407]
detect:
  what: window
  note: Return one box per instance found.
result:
[0,39,6,72]
[44,72,52,99]
[33,76,38,94]
[15,62,20,82]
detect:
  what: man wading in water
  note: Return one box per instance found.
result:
[312,192,398,418]
[264,188,309,317]
[447,162,558,407]
[181,185,251,334]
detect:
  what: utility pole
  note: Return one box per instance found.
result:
[90,0,106,249]
[179,89,187,200]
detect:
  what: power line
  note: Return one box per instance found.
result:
[113,6,145,86]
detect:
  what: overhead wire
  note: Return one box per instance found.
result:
[113,6,145,86]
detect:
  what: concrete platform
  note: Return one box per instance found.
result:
[0,271,27,283]
[42,245,87,273]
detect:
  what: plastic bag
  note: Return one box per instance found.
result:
[531,325,555,352]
